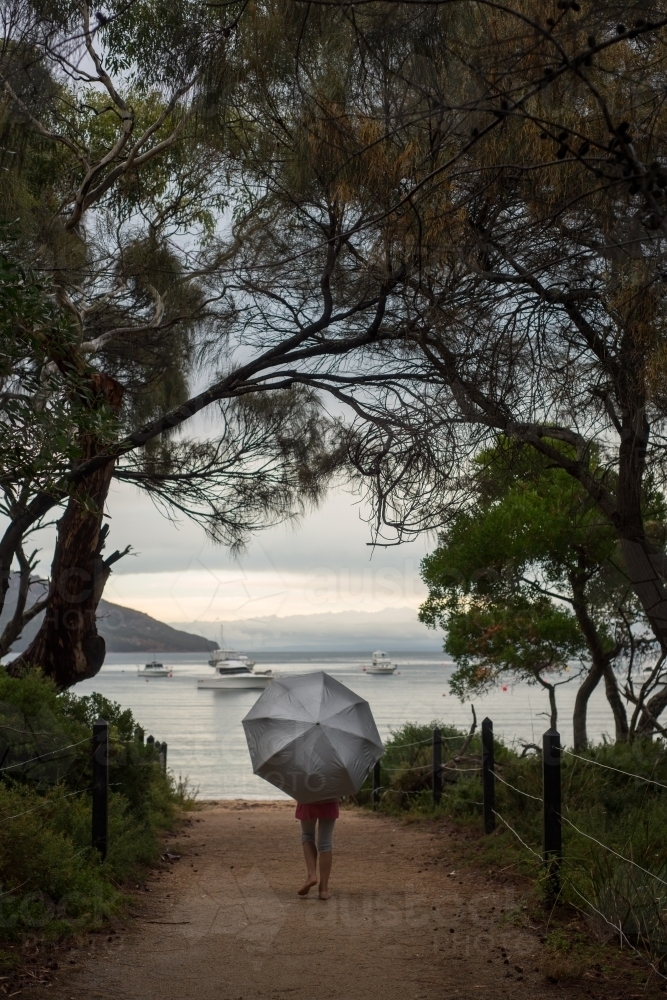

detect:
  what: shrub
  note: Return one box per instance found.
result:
[358,720,667,965]
[0,668,184,942]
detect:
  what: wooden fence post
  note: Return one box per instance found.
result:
[136,727,144,744]
[542,727,562,905]
[482,717,495,833]
[433,727,442,805]
[159,741,168,772]
[372,760,381,806]
[146,734,154,750]
[92,717,109,860]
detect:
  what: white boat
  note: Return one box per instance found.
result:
[362,650,397,675]
[198,648,273,690]
[208,648,256,670]
[138,658,172,677]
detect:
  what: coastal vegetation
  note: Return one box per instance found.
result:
[2,0,667,716]
[359,721,667,970]
[3,0,667,982]
[0,668,190,953]
[419,440,667,747]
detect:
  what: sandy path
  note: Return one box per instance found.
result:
[37,802,590,1000]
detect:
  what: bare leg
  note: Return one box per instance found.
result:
[318,850,332,899]
[298,840,318,896]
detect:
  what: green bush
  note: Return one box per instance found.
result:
[0,668,189,942]
[359,720,667,965]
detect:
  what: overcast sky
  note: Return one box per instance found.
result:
[26,481,433,625]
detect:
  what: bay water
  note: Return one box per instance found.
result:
[72,652,618,800]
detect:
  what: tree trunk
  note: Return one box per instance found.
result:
[572,661,604,750]
[602,663,629,742]
[618,537,667,650]
[635,678,667,737]
[9,374,123,689]
[568,570,627,745]
[535,673,558,729]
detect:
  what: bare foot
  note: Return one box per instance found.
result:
[297,877,318,897]
[319,888,331,900]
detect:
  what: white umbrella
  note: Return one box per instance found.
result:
[242,671,383,803]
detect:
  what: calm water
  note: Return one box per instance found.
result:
[71,652,618,800]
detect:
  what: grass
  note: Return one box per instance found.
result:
[0,667,196,945]
[354,720,667,973]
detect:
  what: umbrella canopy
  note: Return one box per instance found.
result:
[242,671,383,803]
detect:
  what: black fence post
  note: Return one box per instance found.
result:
[146,734,154,750]
[433,727,442,805]
[542,727,562,905]
[372,760,381,806]
[482,717,495,834]
[92,717,109,860]
[160,741,168,772]
[136,726,144,744]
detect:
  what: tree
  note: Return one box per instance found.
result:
[0,0,233,683]
[419,441,666,745]
[0,246,83,656]
[0,1,352,686]
[244,2,667,734]
[8,0,667,703]
[0,0,418,687]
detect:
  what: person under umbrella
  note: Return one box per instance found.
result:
[242,671,383,899]
[295,795,339,898]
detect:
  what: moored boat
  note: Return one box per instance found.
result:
[208,648,256,670]
[198,648,273,690]
[138,658,173,677]
[362,650,397,675]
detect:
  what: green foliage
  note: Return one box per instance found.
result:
[354,719,481,815]
[419,439,664,701]
[102,0,223,84]
[444,595,584,699]
[362,720,667,963]
[0,247,112,493]
[0,669,184,942]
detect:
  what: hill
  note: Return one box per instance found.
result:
[0,576,217,654]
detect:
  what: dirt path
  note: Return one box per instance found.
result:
[37,802,594,1000]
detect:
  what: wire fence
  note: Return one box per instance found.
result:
[371,719,667,977]
[560,746,667,790]
[0,718,168,868]
[0,737,90,773]
[0,786,92,823]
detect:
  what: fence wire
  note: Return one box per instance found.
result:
[491,808,542,859]
[493,770,542,801]
[0,786,92,823]
[559,814,667,888]
[0,737,90,773]
[567,880,667,983]
[560,748,667,791]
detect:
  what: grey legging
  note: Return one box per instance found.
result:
[300,818,335,853]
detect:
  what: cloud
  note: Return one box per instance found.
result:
[96,482,432,620]
[2,482,432,623]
